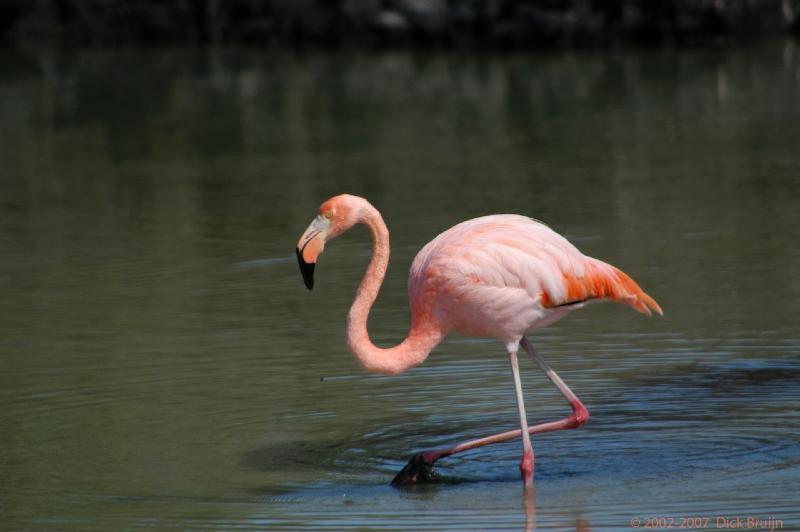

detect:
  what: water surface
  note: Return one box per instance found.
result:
[1,43,799,530]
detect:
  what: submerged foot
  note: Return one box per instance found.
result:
[391,452,437,486]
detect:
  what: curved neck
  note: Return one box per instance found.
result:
[346,205,442,375]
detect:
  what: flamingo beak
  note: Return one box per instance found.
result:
[296,216,329,290]
[296,248,315,290]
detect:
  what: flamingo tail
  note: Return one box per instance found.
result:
[543,259,663,316]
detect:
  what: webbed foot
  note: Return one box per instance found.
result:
[391,452,437,486]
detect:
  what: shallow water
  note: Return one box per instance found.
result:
[1,42,799,530]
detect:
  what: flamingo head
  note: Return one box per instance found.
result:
[296,194,362,290]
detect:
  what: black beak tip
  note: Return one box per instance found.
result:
[296,247,315,290]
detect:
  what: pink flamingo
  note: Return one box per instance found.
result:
[296,194,662,486]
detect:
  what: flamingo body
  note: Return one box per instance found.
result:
[409,214,661,348]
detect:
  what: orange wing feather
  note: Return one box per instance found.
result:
[541,260,663,317]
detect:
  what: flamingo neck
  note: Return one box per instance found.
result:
[345,205,442,376]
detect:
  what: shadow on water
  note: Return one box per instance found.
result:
[243,360,800,492]
[237,360,799,530]
[621,360,800,392]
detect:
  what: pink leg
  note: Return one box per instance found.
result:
[392,336,589,486]
[509,349,535,486]
[520,337,590,428]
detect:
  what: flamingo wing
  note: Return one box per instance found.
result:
[411,215,662,322]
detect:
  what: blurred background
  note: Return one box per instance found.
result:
[1,0,799,47]
[2,2,800,531]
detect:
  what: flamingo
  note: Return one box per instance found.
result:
[295,194,662,486]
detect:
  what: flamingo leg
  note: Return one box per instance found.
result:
[520,337,589,427]
[391,336,589,486]
[509,348,535,486]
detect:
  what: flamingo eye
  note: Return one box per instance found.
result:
[322,210,334,220]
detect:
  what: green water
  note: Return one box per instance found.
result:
[1,42,799,530]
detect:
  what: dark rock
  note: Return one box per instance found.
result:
[397,0,448,33]
[0,0,796,47]
[374,10,409,33]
